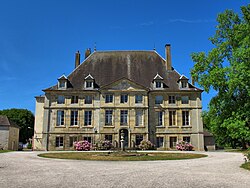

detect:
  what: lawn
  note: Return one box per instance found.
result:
[241,162,250,171]
[0,150,12,153]
[38,151,207,161]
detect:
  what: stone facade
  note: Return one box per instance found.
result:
[0,116,20,150]
[34,45,204,151]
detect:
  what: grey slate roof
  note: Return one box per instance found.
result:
[45,50,202,92]
[0,115,20,128]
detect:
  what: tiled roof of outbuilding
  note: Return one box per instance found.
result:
[0,115,20,128]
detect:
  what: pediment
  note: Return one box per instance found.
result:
[101,78,147,91]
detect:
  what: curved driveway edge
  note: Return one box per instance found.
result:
[0,151,249,188]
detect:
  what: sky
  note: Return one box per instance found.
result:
[0,0,249,114]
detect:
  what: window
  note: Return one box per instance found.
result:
[183,136,190,143]
[59,81,66,88]
[83,136,92,143]
[71,96,78,104]
[84,111,92,126]
[169,111,176,126]
[182,111,190,126]
[170,137,177,148]
[105,110,113,125]
[135,95,143,103]
[120,110,128,125]
[85,95,92,104]
[120,94,128,103]
[56,137,63,147]
[181,81,188,88]
[70,110,78,126]
[86,81,93,88]
[69,136,77,147]
[135,134,143,145]
[155,81,162,88]
[135,110,143,126]
[181,96,189,104]
[169,96,175,104]
[105,94,113,103]
[56,110,64,126]
[155,95,163,104]
[156,137,164,148]
[57,96,65,104]
[105,135,112,142]
[158,111,163,126]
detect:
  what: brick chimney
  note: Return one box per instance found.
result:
[75,51,80,68]
[85,48,91,59]
[165,44,172,71]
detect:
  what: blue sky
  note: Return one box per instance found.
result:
[0,0,248,113]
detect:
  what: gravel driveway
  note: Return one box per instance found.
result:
[0,151,249,188]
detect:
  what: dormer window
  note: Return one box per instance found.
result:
[179,75,189,89]
[156,81,162,88]
[84,74,94,89]
[58,75,68,90]
[153,73,164,89]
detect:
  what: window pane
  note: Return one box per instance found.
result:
[135,95,143,103]
[182,111,189,126]
[156,137,164,148]
[136,110,143,126]
[70,110,78,126]
[84,111,92,126]
[85,95,92,104]
[105,94,113,103]
[57,110,64,126]
[183,136,190,143]
[120,110,128,125]
[105,110,113,125]
[169,96,175,104]
[83,137,92,143]
[56,137,63,147]
[120,94,128,103]
[181,96,189,104]
[156,81,162,88]
[86,81,92,88]
[158,111,163,126]
[57,96,65,104]
[71,96,78,104]
[135,135,143,145]
[155,96,163,104]
[169,111,176,126]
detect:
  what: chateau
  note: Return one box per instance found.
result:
[33,44,204,151]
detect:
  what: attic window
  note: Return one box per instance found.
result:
[153,73,164,89]
[59,81,66,88]
[181,81,188,88]
[84,74,94,89]
[58,75,68,89]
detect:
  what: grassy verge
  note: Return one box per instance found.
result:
[38,152,207,161]
[241,162,250,171]
[0,150,12,153]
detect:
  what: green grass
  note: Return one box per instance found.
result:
[241,162,250,171]
[38,152,207,161]
[0,150,12,153]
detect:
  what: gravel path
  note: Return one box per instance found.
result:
[0,151,249,188]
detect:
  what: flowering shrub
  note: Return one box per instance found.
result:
[176,141,193,151]
[93,140,113,150]
[74,140,91,151]
[138,140,155,150]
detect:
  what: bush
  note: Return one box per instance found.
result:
[74,140,91,151]
[27,143,32,149]
[93,140,113,150]
[138,140,155,150]
[176,141,193,151]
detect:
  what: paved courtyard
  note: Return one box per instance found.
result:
[0,151,249,188]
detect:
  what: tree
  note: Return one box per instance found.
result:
[191,4,250,148]
[0,109,34,143]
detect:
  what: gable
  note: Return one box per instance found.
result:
[101,78,148,91]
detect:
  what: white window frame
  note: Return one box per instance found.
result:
[169,110,176,126]
[120,110,128,125]
[182,110,190,126]
[135,110,143,126]
[70,110,78,126]
[105,110,113,125]
[120,94,128,103]
[84,110,92,126]
[105,94,113,103]
[56,110,64,126]
[56,136,64,148]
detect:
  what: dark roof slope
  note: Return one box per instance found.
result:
[46,50,202,92]
[0,115,20,128]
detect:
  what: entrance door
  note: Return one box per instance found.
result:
[119,129,129,148]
